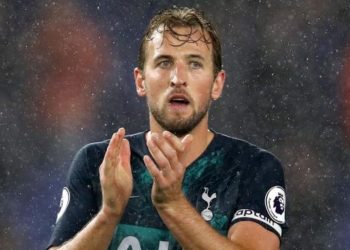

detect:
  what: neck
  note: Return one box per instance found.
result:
[149,113,214,167]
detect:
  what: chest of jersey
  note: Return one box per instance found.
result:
[107,148,241,250]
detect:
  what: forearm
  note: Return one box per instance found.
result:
[156,197,246,250]
[50,210,120,250]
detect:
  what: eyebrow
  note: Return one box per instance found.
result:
[185,54,205,61]
[153,54,205,62]
[153,55,173,62]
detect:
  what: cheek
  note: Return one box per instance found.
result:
[189,73,214,93]
[145,80,166,102]
[192,82,212,100]
[145,72,166,89]
[195,91,211,100]
[147,71,170,88]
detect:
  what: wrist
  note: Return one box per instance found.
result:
[99,206,122,225]
[153,194,187,212]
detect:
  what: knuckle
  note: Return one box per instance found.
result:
[99,172,106,183]
[105,156,113,166]
[167,149,177,160]
[146,138,154,148]
[158,158,169,167]
[175,163,185,173]
[106,147,114,157]
[111,133,118,142]
[105,152,111,161]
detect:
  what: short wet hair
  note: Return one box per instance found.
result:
[138,7,222,75]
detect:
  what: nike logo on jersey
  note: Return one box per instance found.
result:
[129,195,140,199]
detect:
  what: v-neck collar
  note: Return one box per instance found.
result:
[135,130,220,169]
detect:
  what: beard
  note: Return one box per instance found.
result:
[148,98,211,137]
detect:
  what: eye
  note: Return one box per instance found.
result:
[190,61,203,69]
[158,60,172,69]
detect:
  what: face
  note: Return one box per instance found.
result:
[135,26,225,136]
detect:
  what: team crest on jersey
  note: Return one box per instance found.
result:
[200,187,217,221]
[265,186,285,224]
[56,187,70,222]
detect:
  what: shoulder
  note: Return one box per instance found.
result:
[72,140,109,169]
[215,133,280,160]
[78,131,146,160]
[215,132,260,152]
[214,132,283,174]
[67,140,110,179]
[68,131,146,177]
[81,139,110,155]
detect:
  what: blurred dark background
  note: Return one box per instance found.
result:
[1,0,350,249]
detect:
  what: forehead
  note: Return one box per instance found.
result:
[145,25,213,58]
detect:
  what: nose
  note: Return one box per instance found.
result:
[170,63,186,87]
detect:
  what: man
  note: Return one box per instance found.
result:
[48,7,287,250]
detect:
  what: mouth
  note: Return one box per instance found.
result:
[168,94,190,106]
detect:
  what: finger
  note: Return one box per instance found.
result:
[163,131,185,152]
[119,139,131,173]
[146,133,171,171]
[102,128,125,174]
[101,133,119,177]
[154,133,182,171]
[109,127,126,156]
[143,155,164,183]
[106,128,125,155]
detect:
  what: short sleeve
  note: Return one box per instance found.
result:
[47,145,100,249]
[231,150,288,239]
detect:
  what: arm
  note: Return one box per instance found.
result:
[153,196,279,250]
[50,128,133,250]
[49,210,120,250]
[144,131,280,250]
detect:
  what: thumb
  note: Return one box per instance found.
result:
[181,134,193,150]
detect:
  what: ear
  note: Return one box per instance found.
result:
[134,67,146,97]
[211,70,225,100]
